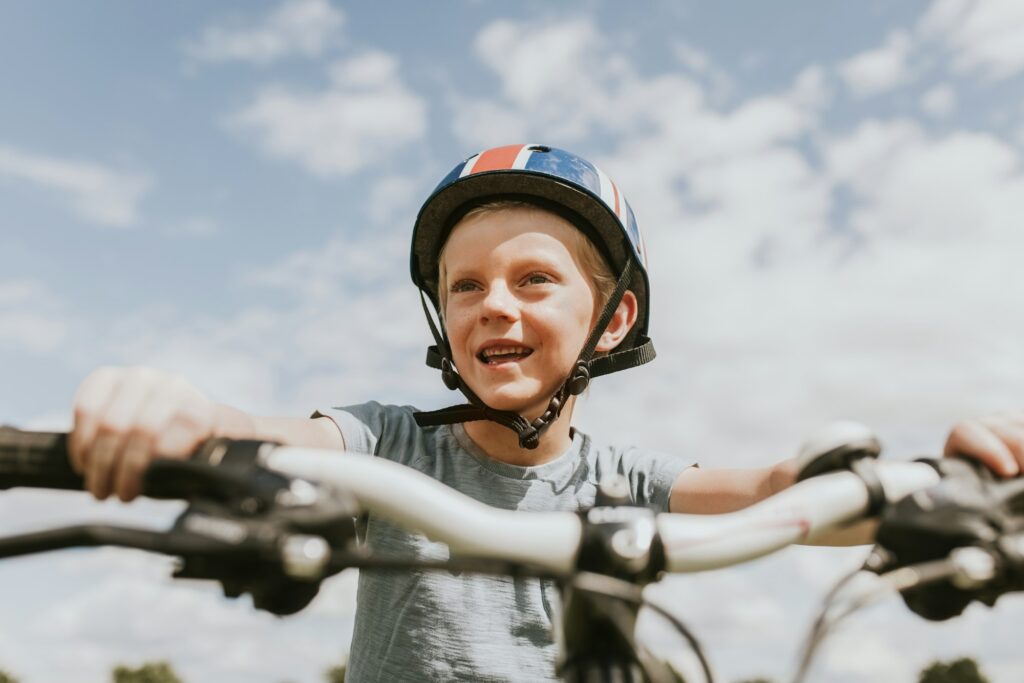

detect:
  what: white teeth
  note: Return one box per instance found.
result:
[481,345,530,358]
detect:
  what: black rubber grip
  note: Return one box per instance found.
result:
[0,427,83,491]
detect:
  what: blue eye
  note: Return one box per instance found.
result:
[524,274,551,285]
[449,280,479,293]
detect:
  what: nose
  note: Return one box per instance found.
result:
[480,281,519,323]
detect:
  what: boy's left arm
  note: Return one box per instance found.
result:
[668,411,1024,546]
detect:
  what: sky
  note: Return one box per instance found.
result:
[1,0,1024,681]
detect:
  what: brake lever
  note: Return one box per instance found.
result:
[143,439,363,615]
[873,458,1024,620]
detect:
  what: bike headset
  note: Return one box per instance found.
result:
[410,144,656,449]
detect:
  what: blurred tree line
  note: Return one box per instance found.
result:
[0,656,347,682]
[0,654,993,682]
[732,655,990,683]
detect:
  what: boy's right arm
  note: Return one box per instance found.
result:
[70,366,344,502]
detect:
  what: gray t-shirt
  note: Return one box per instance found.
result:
[319,401,692,683]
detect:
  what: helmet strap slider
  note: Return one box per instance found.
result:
[441,358,460,391]
[567,361,591,396]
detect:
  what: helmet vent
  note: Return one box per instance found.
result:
[527,145,551,153]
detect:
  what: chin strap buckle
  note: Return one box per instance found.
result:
[518,428,540,450]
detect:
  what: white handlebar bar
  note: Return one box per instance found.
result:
[263,448,941,576]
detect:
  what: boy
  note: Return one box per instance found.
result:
[70,145,1024,681]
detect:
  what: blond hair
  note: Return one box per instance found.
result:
[436,200,617,316]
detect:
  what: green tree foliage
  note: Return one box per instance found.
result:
[325,661,347,682]
[918,657,990,683]
[0,670,20,683]
[111,662,184,683]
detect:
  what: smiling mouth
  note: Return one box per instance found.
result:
[477,345,534,365]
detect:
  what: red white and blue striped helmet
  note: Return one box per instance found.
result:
[411,143,652,347]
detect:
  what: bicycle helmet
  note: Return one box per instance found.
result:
[411,144,655,448]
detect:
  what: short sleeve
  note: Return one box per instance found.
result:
[312,401,424,466]
[617,447,694,512]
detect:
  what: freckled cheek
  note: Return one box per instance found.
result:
[532,306,593,365]
[444,310,475,358]
[532,298,592,329]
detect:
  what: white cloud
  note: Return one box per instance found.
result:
[825,120,1024,243]
[456,16,828,164]
[173,215,221,236]
[58,223,443,419]
[791,64,833,112]
[920,83,957,117]
[0,556,354,683]
[450,99,532,150]
[822,629,916,681]
[0,144,150,227]
[367,172,432,226]
[0,279,48,306]
[239,232,440,405]
[672,40,711,75]
[100,308,286,415]
[838,31,914,98]
[474,18,599,110]
[0,312,65,352]
[0,490,183,536]
[244,231,404,300]
[229,51,427,177]
[919,0,1024,80]
[184,0,344,65]
[672,40,735,103]
[330,50,395,87]
[454,17,647,144]
[0,279,67,352]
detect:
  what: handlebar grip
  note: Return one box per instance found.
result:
[0,427,83,491]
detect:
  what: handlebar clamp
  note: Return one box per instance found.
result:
[795,421,887,515]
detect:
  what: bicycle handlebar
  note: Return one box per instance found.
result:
[0,427,943,576]
[263,447,941,575]
[0,427,83,490]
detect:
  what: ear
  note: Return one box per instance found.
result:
[595,290,639,353]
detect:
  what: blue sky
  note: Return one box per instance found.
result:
[2,1,1024,681]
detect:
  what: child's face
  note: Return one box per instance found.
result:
[441,207,602,419]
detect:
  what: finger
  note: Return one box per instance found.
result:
[980,418,1024,476]
[944,419,1019,476]
[111,393,180,501]
[112,430,153,502]
[70,367,121,474]
[86,430,121,500]
[85,372,153,499]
